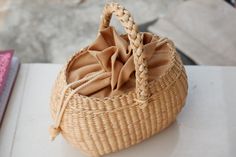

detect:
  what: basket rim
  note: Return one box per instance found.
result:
[60,35,183,102]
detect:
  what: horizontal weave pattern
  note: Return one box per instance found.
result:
[50,40,188,156]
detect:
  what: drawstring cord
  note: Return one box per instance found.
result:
[49,37,168,140]
[49,71,106,141]
[156,37,168,47]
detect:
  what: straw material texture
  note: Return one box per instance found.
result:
[49,2,188,157]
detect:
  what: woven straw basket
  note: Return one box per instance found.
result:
[49,2,188,157]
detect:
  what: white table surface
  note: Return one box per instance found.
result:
[0,64,236,157]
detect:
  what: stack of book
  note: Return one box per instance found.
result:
[0,50,20,125]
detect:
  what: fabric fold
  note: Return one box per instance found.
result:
[67,26,171,98]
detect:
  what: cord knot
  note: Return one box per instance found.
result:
[49,125,61,141]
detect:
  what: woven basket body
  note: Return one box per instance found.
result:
[50,3,188,157]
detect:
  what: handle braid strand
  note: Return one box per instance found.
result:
[99,3,150,107]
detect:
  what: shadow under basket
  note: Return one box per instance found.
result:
[49,2,188,157]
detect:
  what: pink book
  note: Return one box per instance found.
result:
[0,50,13,95]
[0,50,20,125]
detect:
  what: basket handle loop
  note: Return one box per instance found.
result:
[99,3,149,107]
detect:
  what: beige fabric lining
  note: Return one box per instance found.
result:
[67,26,171,98]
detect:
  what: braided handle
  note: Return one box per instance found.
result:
[99,3,149,108]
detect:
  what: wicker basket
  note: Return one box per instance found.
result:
[49,2,188,157]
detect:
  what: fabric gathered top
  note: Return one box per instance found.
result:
[67,26,171,98]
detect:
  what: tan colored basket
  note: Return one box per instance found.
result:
[49,2,188,157]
